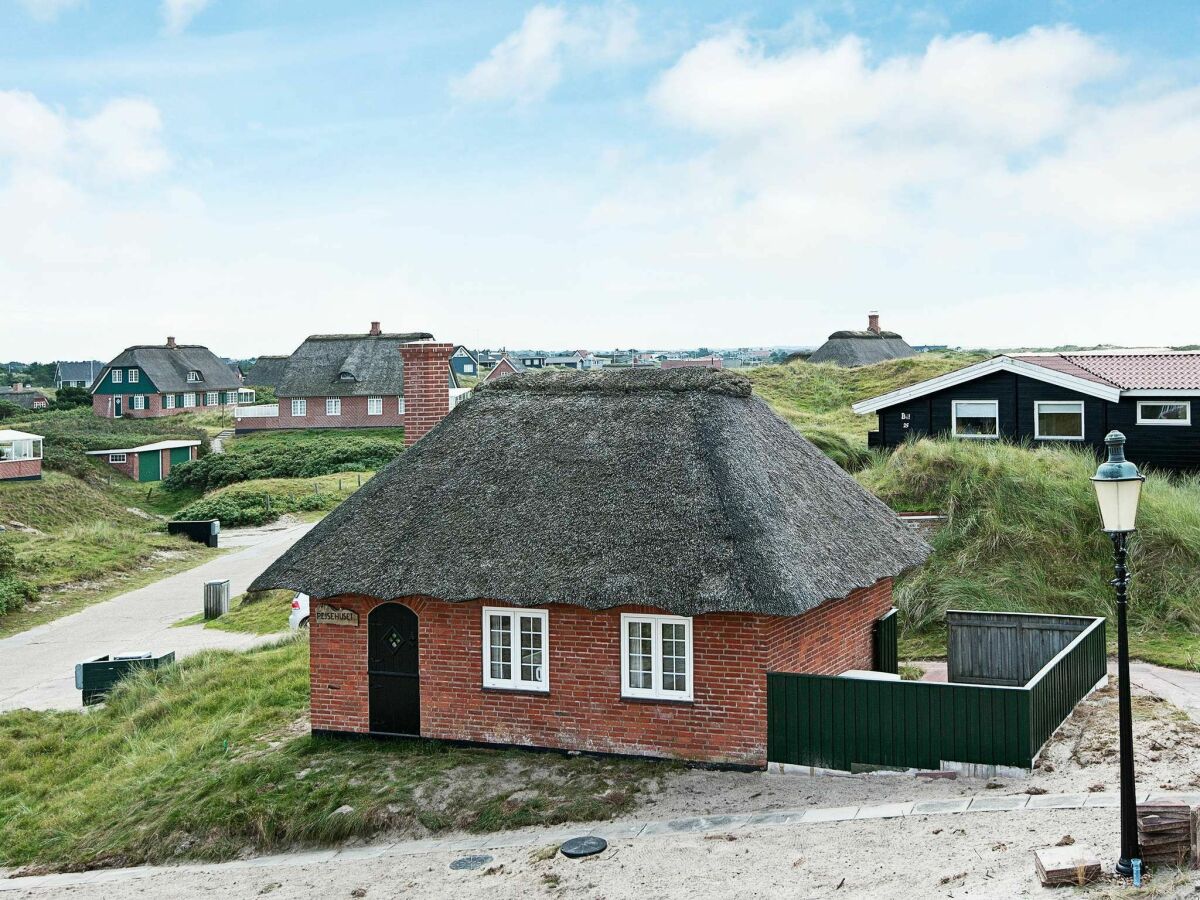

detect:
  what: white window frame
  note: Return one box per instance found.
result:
[205,391,219,406]
[464,363,474,374]
[111,369,123,384]
[1137,400,1191,426]
[1033,400,1085,441]
[291,398,307,417]
[186,371,201,383]
[109,453,127,463]
[481,607,549,692]
[128,369,139,383]
[183,392,197,408]
[164,394,176,409]
[367,396,383,416]
[132,394,145,410]
[951,399,1000,440]
[620,614,693,701]
[398,397,406,414]
[326,397,341,416]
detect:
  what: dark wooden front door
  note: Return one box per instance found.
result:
[368,603,420,735]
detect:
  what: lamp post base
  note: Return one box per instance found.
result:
[1115,857,1133,877]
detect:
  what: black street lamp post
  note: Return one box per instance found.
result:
[1091,431,1145,877]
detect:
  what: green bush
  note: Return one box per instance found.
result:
[163,430,404,493]
[857,438,1200,636]
[0,539,35,616]
[173,474,367,527]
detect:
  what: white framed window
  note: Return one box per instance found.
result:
[111,369,123,384]
[183,392,197,408]
[291,398,307,417]
[109,453,127,463]
[482,607,549,692]
[951,400,999,439]
[164,394,176,409]
[1034,401,1085,440]
[367,396,383,416]
[132,394,145,410]
[464,363,474,374]
[205,391,218,406]
[398,397,406,414]
[326,397,341,416]
[1137,401,1191,426]
[620,614,693,701]
[128,369,139,383]
[186,371,201,383]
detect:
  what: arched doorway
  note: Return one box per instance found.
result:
[368,603,420,735]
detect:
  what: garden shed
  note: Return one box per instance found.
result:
[252,368,930,766]
[86,439,200,482]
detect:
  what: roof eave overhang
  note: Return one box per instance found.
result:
[1123,389,1200,397]
[850,356,1123,415]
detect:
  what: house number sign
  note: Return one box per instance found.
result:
[315,605,359,626]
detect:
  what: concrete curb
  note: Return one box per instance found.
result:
[5,790,1200,892]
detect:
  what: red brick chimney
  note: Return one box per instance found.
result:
[867,312,881,335]
[399,341,454,447]
[369,321,381,336]
[166,336,177,349]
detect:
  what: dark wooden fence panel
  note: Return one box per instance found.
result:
[873,608,898,674]
[947,611,1091,686]
[768,614,1105,772]
[767,673,1031,770]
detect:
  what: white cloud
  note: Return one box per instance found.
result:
[162,0,212,36]
[17,0,83,22]
[76,98,169,180]
[452,2,638,104]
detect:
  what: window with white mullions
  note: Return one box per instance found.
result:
[1034,401,1084,440]
[951,400,999,439]
[621,614,693,700]
[482,608,548,691]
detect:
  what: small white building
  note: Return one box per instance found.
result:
[0,430,44,482]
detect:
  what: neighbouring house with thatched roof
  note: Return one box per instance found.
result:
[242,355,290,390]
[252,368,930,766]
[808,312,916,367]
[233,322,460,447]
[90,338,243,419]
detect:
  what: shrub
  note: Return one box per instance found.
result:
[173,474,368,527]
[0,538,35,616]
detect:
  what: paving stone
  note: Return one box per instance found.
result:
[967,795,1029,812]
[1084,794,1120,808]
[910,799,971,815]
[1026,793,1088,810]
[332,843,396,861]
[798,806,860,824]
[239,849,338,868]
[590,822,650,839]
[746,809,807,826]
[1148,792,1200,805]
[855,802,914,820]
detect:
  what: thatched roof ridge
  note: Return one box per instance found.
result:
[808,335,916,367]
[275,332,434,398]
[243,355,290,388]
[252,368,929,616]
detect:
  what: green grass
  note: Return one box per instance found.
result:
[174,472,373,527]
[0,470,135,531]
[0,637,670,872]
[174,589,295,634]
[859,439,1200,670]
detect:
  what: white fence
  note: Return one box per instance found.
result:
[449,388,472,410]
[234,403,279,420]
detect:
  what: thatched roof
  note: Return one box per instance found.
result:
[95,344,240,393]
[808,332,916,367]
[253,368,929,617]
[243,355,290,388]
[275,332,433,398]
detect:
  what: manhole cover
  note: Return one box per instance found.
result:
[449,854,493,871]
[560,836,607,859]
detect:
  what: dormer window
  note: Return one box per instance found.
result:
[338,371,356,382]
[186,371,201,383]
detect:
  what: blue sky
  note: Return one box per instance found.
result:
[3,1,1200,359]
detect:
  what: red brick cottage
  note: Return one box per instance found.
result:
[91,338,243,419]
[0,430,43,481]
[235,323,458,447]
[253,368,930,767]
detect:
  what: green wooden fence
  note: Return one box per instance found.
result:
[872,608,898,674]
[767,614,1105,771]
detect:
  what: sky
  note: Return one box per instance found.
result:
[2,1,1200,361]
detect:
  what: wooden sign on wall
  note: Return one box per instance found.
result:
[315,604,359,626]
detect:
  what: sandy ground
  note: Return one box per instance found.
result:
[10,809,1197,900]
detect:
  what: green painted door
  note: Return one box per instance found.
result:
[169,447,191,467]
[138,450,161,482]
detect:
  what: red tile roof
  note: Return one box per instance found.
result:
[1016,353,1200,391]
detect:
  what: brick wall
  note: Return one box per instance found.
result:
[0,458,42,480]
[400,342,453,446]
[308,579,893,766]
[102,453,139,480]
[273,395,405,430]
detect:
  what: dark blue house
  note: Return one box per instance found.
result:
[450,346,478,378]
[854,352,1200,471]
